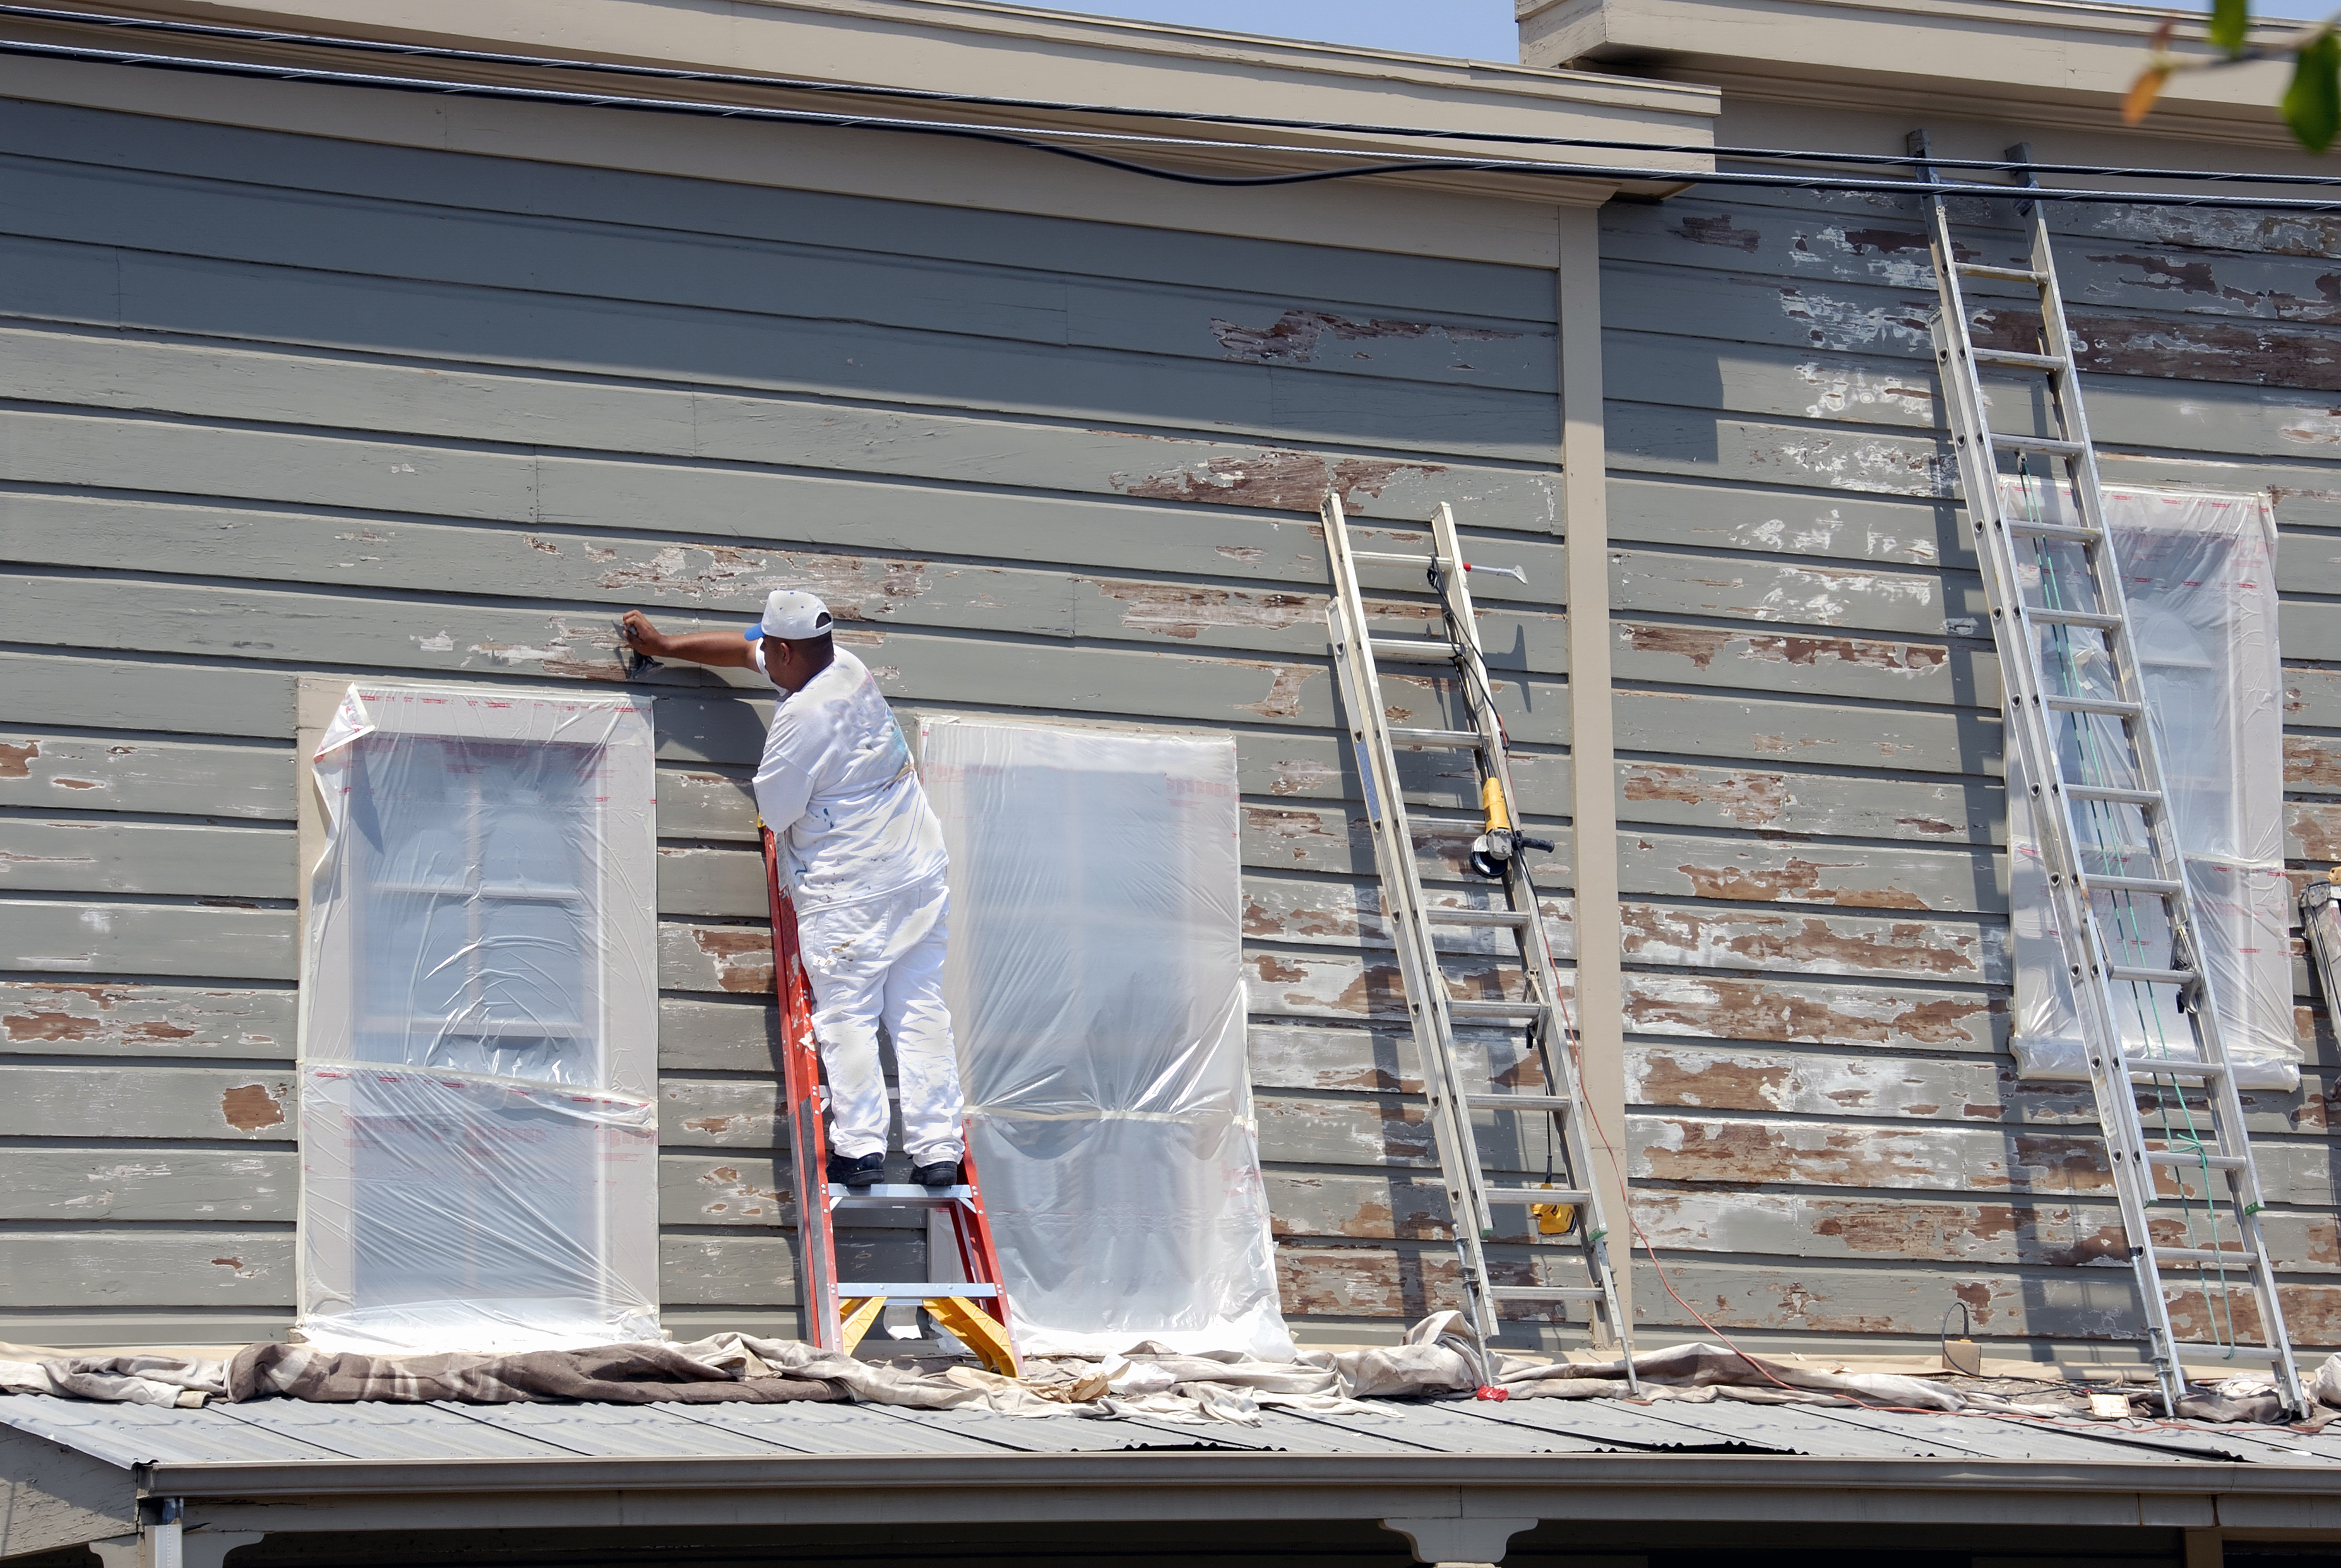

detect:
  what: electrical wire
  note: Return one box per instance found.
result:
[6,1,2341,190]
[10,32,2341,208]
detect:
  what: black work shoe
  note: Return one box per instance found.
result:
[910,1160,962,1189]
[826,1152,885,1188]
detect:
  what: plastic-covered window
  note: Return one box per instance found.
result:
[920,719,1293,1360]
[299,686,660,1353]
[2003,482,2296,1090]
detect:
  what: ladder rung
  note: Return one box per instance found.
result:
[2145,1149,2248,1170]
[829,1184,974,1206]
[1488,1285,1605,1301]
[2106,965,2195,987]
[2128,1060,2228,1081]
[2152,1247,2260,1268]
[1369,637,1462,663]
[2005,518,2102,543]
[2082,873,2182,895]
[2068,785,2160,805]
[2043,694,2145,718]
[1465,1093,1573,1112]
[837,1283,1000,1300]
[1972,347,2065,370]
[1482,1187,1593,1205]
[1989,433,2084,456]
[2030,608,2124,630]
[1448,999,1549,1019]
[1958,262,2047,282]
[2169,1341,2286,1360]
[1350,549,1439,566]
[1386,726,1486,749]
[1426,908,1532,927]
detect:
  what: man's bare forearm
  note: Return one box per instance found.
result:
[621,611,757,669]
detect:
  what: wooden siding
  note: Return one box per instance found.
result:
[1601,183,2341,1354]
[0,95,1570,1346]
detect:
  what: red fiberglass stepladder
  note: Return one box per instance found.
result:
[758,826,1018,1374]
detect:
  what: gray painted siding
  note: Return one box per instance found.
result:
[1600,181,2341,1354]
[0,97,1572,1345]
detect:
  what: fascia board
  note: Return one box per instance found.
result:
[1520,0,2294,118]
[109,0,1718,175]
[146,1450,2328,1509]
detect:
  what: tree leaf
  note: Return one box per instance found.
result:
[2210,0,2251,54]
[2283,31,2341,153]
[2124,65,2173,123]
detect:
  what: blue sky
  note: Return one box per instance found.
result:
[1052,1,2325,60]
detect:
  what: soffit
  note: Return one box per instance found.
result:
[1520,0,2296,145]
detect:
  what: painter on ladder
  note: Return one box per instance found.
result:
[621,591,964,1191]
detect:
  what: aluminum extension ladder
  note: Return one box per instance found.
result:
[758,826,1019,1374]
[1912,135,2307,1416]
[1321,492,1636,1386]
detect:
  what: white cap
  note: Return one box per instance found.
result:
[744,590,835,642]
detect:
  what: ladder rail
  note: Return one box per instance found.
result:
[1912,134,2306,1415]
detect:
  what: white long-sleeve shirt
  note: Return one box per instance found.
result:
[749,644,948,910]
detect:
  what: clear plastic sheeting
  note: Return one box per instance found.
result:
[2001,482,2295,1090]
[301,684,660,1353]
[920,719,1292,1362]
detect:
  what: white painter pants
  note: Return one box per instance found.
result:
[795,876,964,1165]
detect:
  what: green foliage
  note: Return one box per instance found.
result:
[2209,0,2252,53]
[2284,30,2341,153]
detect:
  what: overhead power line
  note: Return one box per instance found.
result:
[2,0,2336,191]
[4,30,2340,209]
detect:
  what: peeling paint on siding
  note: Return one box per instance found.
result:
[1209,310,1520,367]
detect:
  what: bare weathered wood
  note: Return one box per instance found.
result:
[1621,902,2006,982]
[0,980,294,1059]
[1627,1112,2106,1194]
[0,1233,289,1306]
[1618,761,1999,845]
[1242,873,1572,959]
[0,900,295,981]
[1621,832,2003,914]
[1620,1254,2341,1348]
[0,1064,296,1140]
[0,818,291,900]
[0,1148,294,1221]
[1621,971,2001,1054]
[1624,1043,2331,1144]
[0,735,292,819]
[1245,948,1535,1025]
[1632,1187,2339,1273]
[658,1075,785,1149]
[2291,667,2341,730]
[1614,620,1992,712]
